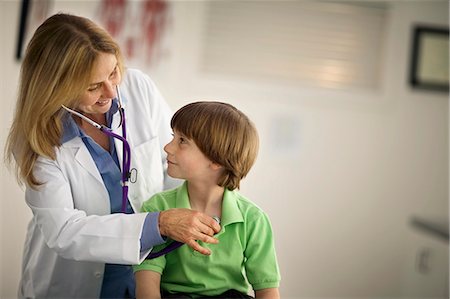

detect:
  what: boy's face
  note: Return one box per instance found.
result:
[164,130,221,182]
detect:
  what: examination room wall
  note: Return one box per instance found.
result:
[1,1,448,298]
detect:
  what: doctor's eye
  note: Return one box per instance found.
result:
[109,66,118,79]
[87,84,101,92]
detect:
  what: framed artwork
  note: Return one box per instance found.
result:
[16,0,52,60]
[409,25,449,92]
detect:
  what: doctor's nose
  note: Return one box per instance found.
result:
[102,81,117,99]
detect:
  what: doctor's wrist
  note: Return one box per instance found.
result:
[140,212,165,252]
[158,210,168,237]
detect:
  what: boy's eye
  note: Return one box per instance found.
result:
[171,131,188,144]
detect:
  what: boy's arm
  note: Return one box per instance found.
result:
[135,270,161,299]
[244,211,281,296]
[255,288,280,299]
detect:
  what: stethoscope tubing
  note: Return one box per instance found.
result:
[146,240,184,259]
[100,126,131,213]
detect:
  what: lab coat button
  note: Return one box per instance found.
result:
[94,271,102,278]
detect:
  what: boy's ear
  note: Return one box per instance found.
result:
[210,162,223,171]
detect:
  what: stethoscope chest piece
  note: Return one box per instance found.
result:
[212,216,221,225]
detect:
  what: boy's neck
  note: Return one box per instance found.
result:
[187,181,224,218]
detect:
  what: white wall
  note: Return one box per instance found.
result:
[1,1,31,298]
[1,1,448,299]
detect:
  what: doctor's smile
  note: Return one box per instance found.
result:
[95,99,112,106]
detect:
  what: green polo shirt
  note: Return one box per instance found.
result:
[133,181,280,297]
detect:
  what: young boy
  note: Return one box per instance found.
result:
[133,101,280,298]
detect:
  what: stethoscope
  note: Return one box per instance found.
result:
[61,86,195,259]
[61,86,132,214]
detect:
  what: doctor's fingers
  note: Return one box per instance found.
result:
[158,209,219,240]
[197,214,221,235]
[184,221,220,255]
[177,215,220,245]
[186,238,212,256]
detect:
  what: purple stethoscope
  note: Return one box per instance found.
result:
[61,86,186,259]
[61,86,131,213]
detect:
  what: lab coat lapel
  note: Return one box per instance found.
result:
[112,111,124,172]
[112,98,130,173]
[62,138,104,184]
[111,110,122,134]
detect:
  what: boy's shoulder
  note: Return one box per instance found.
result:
[228,189,267,218]
[153,187,179,200]
[141,186,180,211]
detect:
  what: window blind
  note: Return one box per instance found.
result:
[199,1,388,90]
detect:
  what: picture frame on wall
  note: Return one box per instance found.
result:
[16,0,52,60]
[409,25,449,92]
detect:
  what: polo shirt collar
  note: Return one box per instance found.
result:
[175,182,191,209]
[221,188,244,225]
[175,181,244,227]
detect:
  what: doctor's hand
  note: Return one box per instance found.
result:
[158,208,221,255]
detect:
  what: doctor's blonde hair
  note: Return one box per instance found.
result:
[5,13,124,188]
[171,101,259,190]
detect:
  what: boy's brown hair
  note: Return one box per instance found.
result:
[171,101,259,190]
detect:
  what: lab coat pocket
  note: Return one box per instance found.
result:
[129,137,164,209]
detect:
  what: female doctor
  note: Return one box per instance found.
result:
[5,13,220,299]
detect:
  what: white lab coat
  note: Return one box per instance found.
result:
[18,69,179,299]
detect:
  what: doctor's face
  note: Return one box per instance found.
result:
[78,53,121,115]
